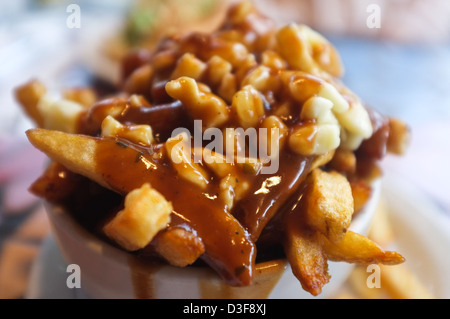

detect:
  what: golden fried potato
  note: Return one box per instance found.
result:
[62,87,97,107]
[26,129,108,190]
[28,161,83,203]
[387,117,411,155]
[15,79,47,127]
[303,168,353,243]
[367,197,396,248]
[122,64,154,96]
[380,264,434,299]
[328,148,356,174]
[367,201,433,299]
[284,224,330,296]
[350,180,372,214]
[322,230,405,265]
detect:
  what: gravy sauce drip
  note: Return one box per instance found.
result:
[236,152,314,241]
[95,138,256,286]
[79,97,190,141]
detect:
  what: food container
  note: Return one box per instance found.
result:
[45,179,380,299]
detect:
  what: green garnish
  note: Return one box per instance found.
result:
[116,140,129,148]
[135,151,144,163]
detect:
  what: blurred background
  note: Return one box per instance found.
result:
[0,0,449,298]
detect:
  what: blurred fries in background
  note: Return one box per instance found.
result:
[334,198,435,299]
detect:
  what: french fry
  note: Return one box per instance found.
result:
[284,223,330,296]
[328,148,356,174]
[26,129,109,190]
[303,168,353,244]
[387,117,411,156]
[367,197,396,248]
[28,161,83,203]
[322,230,405,265]
[380,264,435,299]
[14,79,47,127]
[367,199,434,299]
[62,87,97,108]
[350,180,372,215]
[333,289,359,299]
[122,64,154,97]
